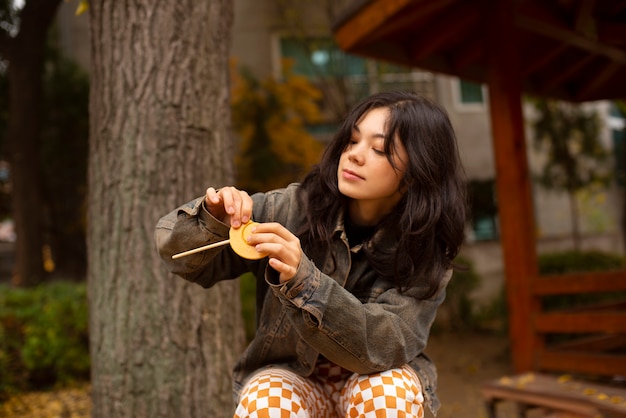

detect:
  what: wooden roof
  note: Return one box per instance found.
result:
[333,0,626,102]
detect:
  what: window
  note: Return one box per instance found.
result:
[468,179,499,241]
[279,38,366,79]
[459,80,484,104]
[610,102,625,118]
[278,37,434,104]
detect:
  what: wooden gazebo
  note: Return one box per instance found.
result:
[333,0,626,378]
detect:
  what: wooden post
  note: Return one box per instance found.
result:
[484,0,540,373]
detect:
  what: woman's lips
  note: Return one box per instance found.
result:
[341,169,364,180]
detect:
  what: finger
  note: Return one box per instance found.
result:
[250,240,284,256]
[268,257,298,283]
[246,229,290,246]
[225,187,250,228]
[205,187,226,220]
[251,222,295,241]
[228,188,244,227]
[219,187,237,217]
[230,189,251,226]
[251,237,301,279]
[205,187,221,205]
[239,191,253,224]
[248,224,300,256]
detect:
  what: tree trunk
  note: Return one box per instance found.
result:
[4,0,63,286]
[622,124,626,253]
[7,45,45,286]
[569,191,581,251]
[88,2,244,417]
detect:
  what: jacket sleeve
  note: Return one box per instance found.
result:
[154,196,264,287]
[267,256,452,374]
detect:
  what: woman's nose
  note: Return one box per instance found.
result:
[348,144,365,164]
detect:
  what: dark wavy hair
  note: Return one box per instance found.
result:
[298,91,467,298]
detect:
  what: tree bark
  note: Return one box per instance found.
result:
[2,0,63,286]
[569,191,581,251]
[88,2,244,417]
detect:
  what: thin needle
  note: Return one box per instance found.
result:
[172,239,231,259]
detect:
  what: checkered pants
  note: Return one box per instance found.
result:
[234,359,424,418]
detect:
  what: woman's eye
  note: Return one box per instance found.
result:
[373,148,385,155]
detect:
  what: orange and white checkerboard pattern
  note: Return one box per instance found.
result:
[234,359,424,418]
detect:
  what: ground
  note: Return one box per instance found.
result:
[425,330,514,418]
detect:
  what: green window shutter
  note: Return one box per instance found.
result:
[279,38,367,78]
[459,79,483,104]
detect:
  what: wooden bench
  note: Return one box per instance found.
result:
[481,373,626,418]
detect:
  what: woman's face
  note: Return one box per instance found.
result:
[337,107,408,224]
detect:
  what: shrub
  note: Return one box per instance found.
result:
[0,281,89,398]
[239,272,257,342]
[472,287,509,335]
[434,256,482,331]
[538,250,625,275]
[450,256,481,322]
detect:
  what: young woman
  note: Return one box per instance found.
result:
[156,91,467,417]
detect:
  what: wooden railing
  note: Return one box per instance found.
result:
[530,270,626,377]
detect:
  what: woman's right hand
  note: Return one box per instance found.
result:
[204,186,253,228]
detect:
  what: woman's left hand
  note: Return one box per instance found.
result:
[247,222,302,283]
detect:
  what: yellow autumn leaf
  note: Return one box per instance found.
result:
[75,0,89,16]
[230,59,324,192]
[557,374,572,383]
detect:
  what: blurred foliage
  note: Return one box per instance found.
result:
[239,272,257,343]
[74,0,89,16]
[437,256,509,335]
[615,101,626,119]
[532,99,611,193]
[531,98,612,250]
[0,0,18,37]
[472,286,509,335]
[0,281,90,399]
[437,256,482,331]
[230,59,324,193]
[538,250,625,275]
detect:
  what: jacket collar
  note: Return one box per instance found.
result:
[332,206,400,253]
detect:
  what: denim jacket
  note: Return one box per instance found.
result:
[155,183,450,414]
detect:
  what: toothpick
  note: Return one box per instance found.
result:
[171,239,231,259]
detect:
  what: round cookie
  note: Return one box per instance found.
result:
[229,221,268,260]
